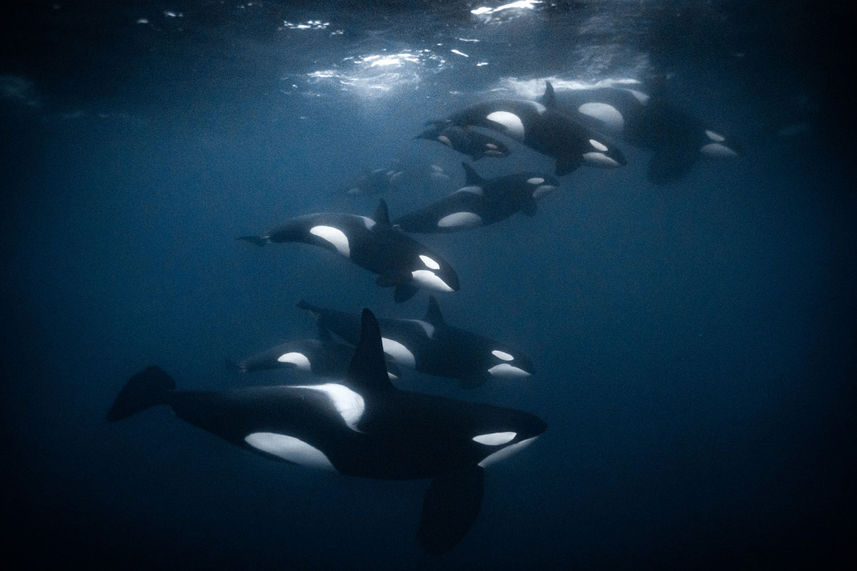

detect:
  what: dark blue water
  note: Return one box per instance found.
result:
[2,2,855,569]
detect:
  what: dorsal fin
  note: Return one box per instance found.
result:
[424,296,445,326]
[461,162,484,186]
[542,81,556,108]
[346,309,395,392]
[373,199,391,226]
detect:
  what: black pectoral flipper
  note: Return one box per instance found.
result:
[417,465,485,555]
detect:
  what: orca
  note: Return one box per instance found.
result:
[227,324,401,380]
[298,297,534,388]
[107,308,547,554]
[392,162,560,233]
[415,124,510,161]
[238,199,459,303]
[544,80,741,184]
[343,166,403,196]
[428,81,626,175]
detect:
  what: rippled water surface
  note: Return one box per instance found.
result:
[2,2,854,569]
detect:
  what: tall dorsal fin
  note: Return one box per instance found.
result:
[347,309,395,392]
[461,162,484,186]
[424,296,445,326]
[542,81,557,108]
[373,199,391,226]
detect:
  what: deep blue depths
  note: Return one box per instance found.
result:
[1,2,855,569]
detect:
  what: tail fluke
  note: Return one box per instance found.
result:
[237,235,268,246]
[106,366,175,422]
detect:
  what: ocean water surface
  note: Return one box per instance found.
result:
[1,2,855,569]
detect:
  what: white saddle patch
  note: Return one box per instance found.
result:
[291,383,366,432]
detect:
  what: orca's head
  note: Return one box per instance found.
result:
[471,409,547,469]
[484,346,534,379]
[580,136,627,168]
[524,173,561,199]
[409,253,460,293]
[698,128,741,159]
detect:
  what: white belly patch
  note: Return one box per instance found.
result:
[309,225,350,257]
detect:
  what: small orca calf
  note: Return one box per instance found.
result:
[545,80,741,184]
[238,199,459,303]
[227,324,401,380]
[343,166,404,196]
[298,297,534,388]
[393,162,560,233]
[108,308,546,554]
[428,81,626,175]
[416,124,510,161]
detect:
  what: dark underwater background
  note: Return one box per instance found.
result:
[1,2,855,569]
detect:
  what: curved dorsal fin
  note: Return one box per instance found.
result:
[461,162,484,186]
[542,81,556,108]
[347,309,395,392]
[424,296,445,326]
[373,199,391,226]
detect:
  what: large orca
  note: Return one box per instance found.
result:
[545,80,741,184]
[239,199,459,302]
[392,162,560,233]
[415,124,510,161]
[298,297,534,388]
[227,324,401,380]
[107,309,547,554]
[428,81,626,175]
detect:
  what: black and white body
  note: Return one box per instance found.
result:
[238,200,459,302]
[393,162,559,233]
[298,297,534,388]
[108,309,546,554]
[416,124,510,161]
[343,167,403,196]
[546,81,741,184]
[429,81,626,175]
[227,325,401,380]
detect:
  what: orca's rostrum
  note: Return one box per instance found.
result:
[108,309,546,554]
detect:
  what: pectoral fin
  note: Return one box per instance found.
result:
[417,465,485,555]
